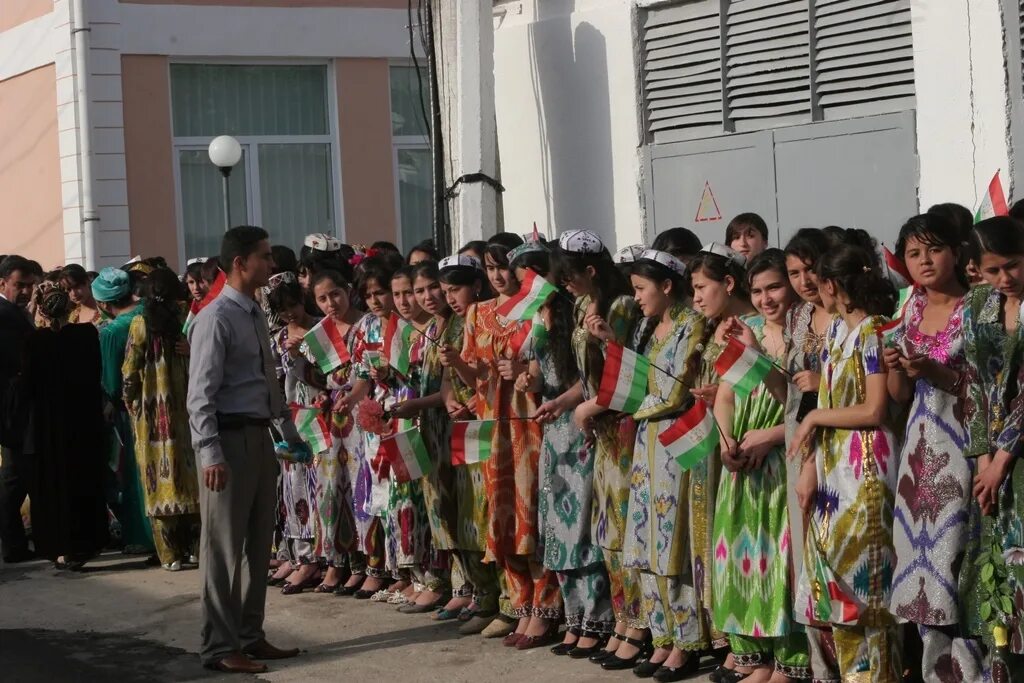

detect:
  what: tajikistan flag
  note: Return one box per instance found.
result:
[384,314,415,376]
[496,268,557,321]
[975,171,1009,223]
[659,400,718,470]
[291,404,332,453]
[303,317,352,374]
[381,428,432,482]
[596,342,650,414]
[450,420,495,465]
[714,337,772,397]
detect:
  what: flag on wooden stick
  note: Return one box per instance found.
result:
[304,317,352,374]
[496,268,557,321]
[384,314,415,376]
[975,171,1009,222]
[714,337,773,397]
[596,342,650,414]
[291,405,332,453]
[451,420,496,465]
[659,400,718,470]
[381,428,432,482]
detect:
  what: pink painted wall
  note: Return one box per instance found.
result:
[335,58,398,246]
[121,55,180,270]
[0,0,51,32]
[0,65,65,269]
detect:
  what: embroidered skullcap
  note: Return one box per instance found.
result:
[699,242,746,267]
[186,257,208,267]
[125,262,154,275]
[438,254,482,272]
[639,249,688,277]
[91,267,131,303]
[508,241,549,268]
[558,229,604,254]
[613,245,647,265]
[122,255,142,266]
[303,233,342,252]
[268,271,297,289]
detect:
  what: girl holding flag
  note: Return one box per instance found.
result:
[457,235,563,646]
[957,216,1024,676]
[511,239,616,658]
[437,254,503,633]
[552,230,649,665]
[620,249,707,680]
[310,268,387,598]
[710,249,810,681]
[788,243,901,682]
[883,214,981,679]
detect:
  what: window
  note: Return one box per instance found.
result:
[390,65,433,250]
[170,64,337,259]
[640,0,915,143]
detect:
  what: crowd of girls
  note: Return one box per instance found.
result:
[247,211,1024,682]
[12,203,1024,682]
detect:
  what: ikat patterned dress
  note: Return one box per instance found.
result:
[419,316,457,552]
[959,285,1024,657]
[711,316,808,677]
[623,305,707,649]
[795,316,900,681]
[461,299,542,563]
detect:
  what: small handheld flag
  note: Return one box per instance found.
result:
[596,342,650,413]
[304,317,352,374]
[714,337,773,397]
[291,405,332,454]
[975,171,1009,223]
[380,428,432,482]
[496,268,557,321]
[659,400,718,470]
[451,420,496,465]
[384,314,415,376]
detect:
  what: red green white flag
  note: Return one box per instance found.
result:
[384,314,415,376]
[658,400,717,470]
[714,337,773,397]
[596,342,650,413]
[496,268,557,321]
[304,317,352,374]
[975,171,1009,222]
[879,287,913,347]
[450,420,496,465]
[291,405,332,453]
[381,428,432,482]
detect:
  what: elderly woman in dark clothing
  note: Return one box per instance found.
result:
[22,287,108,569]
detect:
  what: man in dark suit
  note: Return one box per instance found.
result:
[0,255,41,562]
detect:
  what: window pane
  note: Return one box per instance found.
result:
[397,147,433,249]
[258,143,335,252]
[179,149,248,259]
[171,64,328,137]
[390,66,429,137]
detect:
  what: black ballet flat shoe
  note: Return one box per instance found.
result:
[568,630,610,659]
[651,655,700,682]
[709,665,741,683]
[601,636,650,671]
[590,632,622,663]
[353,588,377,600]
[550,641,577,656]
[632,658,663,678]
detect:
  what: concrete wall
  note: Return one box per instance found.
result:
[0,0,50,32]
[912,0,1013,209]
[0,65,65,268]
[493,0,644,250]
[121,55,179,270]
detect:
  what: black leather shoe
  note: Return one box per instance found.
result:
[600,634,650,670]
[589,648,614,663]
[652,654,700,682]
[633,658,663,678]
[353,588,376,599]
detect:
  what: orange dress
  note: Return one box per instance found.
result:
[461,299,542,563]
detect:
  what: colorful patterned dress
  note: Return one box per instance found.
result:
[572,294,643,626]
[537,314,613,631]
[462,298,559,618]
[270,324,322,565]
[959,285,1024,658]
[419,317,457,553]
[796,315,900,681]
[121,315,200,565]
[887,289,984,679]
[624,304,706,650]
[711,315,808,677]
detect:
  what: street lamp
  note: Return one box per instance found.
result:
[208,135,242,231]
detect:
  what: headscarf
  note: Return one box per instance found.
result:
[91,267,130,303]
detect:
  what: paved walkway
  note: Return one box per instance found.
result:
[0,553,713,682]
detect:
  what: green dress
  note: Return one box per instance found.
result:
[419,316,456,551]
[710,316,808,676]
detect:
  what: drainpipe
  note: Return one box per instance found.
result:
[70,0,99,269]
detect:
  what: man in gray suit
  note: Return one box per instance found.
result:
[187,226,302,674]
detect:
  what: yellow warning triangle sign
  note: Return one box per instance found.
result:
[695,181,722,223]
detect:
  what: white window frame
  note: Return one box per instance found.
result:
[388,60,432,252]
[168,58,345,264]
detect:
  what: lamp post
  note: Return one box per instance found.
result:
[208,135,242,231]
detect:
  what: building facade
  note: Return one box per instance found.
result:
[0,0,433,270]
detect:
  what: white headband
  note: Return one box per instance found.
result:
[439,254,482,272]
[613,245,647,265]
[558,229,604,254]
[700,242,746,267]
[186,257,208,267]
